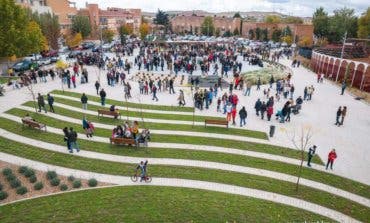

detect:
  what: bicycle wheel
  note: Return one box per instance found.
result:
[145,176,152,183]
[131,175,138,182]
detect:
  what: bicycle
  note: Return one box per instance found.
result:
[131,172,152,183]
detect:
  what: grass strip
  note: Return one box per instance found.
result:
[24,100,268,139]
[0,186,331,222]
[0,136,368,222]
[51,90,194,112]
[8,107,317,164]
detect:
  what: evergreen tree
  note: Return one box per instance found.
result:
[72,15,91,38]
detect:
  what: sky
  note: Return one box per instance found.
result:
[74,0,368,17]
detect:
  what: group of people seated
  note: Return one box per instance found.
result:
[111,121,151,146]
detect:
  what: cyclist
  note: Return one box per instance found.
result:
[136,160,148,182]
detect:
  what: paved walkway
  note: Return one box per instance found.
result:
[16,105,282,147]
[0,112,315,167]
[0,127,368,208]
[0,152,360,223]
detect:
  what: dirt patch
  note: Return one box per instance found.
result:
[0,161,112,204]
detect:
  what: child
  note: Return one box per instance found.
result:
[86,121,95,138]
[217,97,221,112]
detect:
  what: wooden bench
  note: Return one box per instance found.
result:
[21,118,47,131]
[205,119,229,128]
[110,137,137,147]
[98,109,121,119]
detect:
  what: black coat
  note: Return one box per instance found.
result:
[254,100,262,110]
[239,109,247,118]
[81,95,88,103]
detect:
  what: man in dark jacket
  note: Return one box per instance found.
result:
[254,99,262,116]
[68,127,79,153]
[81,93,88,110]
[37,93,47,113]
[99,89,106,106]
[239,106,247,127]
[307,145,316,167]
[260,102,267,120]
[95,81,100,95]
[47,93,55,113]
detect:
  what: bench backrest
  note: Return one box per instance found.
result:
[98,110,119,115]
[205,119,228,125]
[110,137,135,144]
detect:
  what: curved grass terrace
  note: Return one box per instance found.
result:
[0,186,332,222]
[51,90,195,112]
[7,107,320,164]
[0,136,369,222]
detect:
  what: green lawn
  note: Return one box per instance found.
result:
[0,117,333,187]
[51,90,195,112]
[0,186,332,222]
[7,108,319,164]
[0,76,18,84]
[0,136,368,222]
[22,101,268,140]
[54,97,224,122]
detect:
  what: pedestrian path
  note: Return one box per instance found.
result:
[0,127,368,208]
[0,113,313,167]
[0,152,360,223]
[16,105,279,146]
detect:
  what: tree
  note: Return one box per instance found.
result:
[328,7,357,42]
[298,36,311,47]
[248,29,255,40]
[102,29,114,43]
[119,24,133,44]
[72,15,91,38]
[271,29,282,42]
[281,35,293,45]
[201,16,215,36]
[25,21,48,53]
[357,7,370,38]
[233,12,241,18]
[233,27,240,36]
[215,28,221,37]
[282,26,292,37]
[261,28,268,41]
[282,126,313,192]
[312,7,329,38]
[29,12,60,50]
[265,15,281,23]
[0,0,30,58]
[255,27,261,40]
[284,16,303,24]
[139,23,150,40]
[66,33,82,48]
[154,9,169,29]
[223,30,232,37]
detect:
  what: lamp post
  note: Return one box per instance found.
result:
[335,31,347,83]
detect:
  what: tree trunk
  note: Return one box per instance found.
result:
[295,149,305,191]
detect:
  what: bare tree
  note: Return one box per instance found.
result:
[25,79,38,112]
[284,125,313,191]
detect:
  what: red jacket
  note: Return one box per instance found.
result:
[267,106,273,116]
[328,151,337,161]
[231,108,237,118]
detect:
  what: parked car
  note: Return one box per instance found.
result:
[37,57,51,66]
[50,55,60,63]
[68,50,82,58]
[82,42,95,49]
[41,50,58,57]
[58,46,69,54]
[92,46,102,53]
[24,54,42,61]
[12,60,38,72]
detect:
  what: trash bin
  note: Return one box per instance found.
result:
[269,125,275,138]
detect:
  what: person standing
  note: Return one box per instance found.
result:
[254,99,262,116]
[340,106,347,126]
[239,106,247,127]
[231,106,237,125]
[152,85,158,101]
[335,106,342,126]
[81,93,88,110]
[257,77,261,90]
[95,81,100,95]
[307,145,316,167]
[68,127,79,153]
[341,81,346,95]
[47,93,55,113]
[37,93,47,113]
[169,78,175,94]
[178,90,185,106]
[99,89,106,106]
[63,127,71,151]
[266,105,273,121]
[260,102,267,120]
[326,149,337,170]
[226,102,232,122]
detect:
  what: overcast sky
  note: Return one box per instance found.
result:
[74,0,368,17]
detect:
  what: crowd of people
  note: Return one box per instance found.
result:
[111,121,151,146]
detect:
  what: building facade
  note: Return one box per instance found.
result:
[78,3,142,36]
[45,0,77,34]
[15,0,52,14]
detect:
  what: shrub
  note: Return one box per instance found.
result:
[72,180,81,188]
[46,171,57,180]
[6,174,16,182]
[34,182,43,190]
[67,175,75,182]
[0,182,3,191]
[88,178,98,187]
[0,191,8,200]
[24,169,35,178]
[29,175,37,183]
[50,178,60,186]
[18,166,28,174]
[10,179,21,188]
[16,186,28,195]
[2,168,13,176]
[60,184,68,191]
